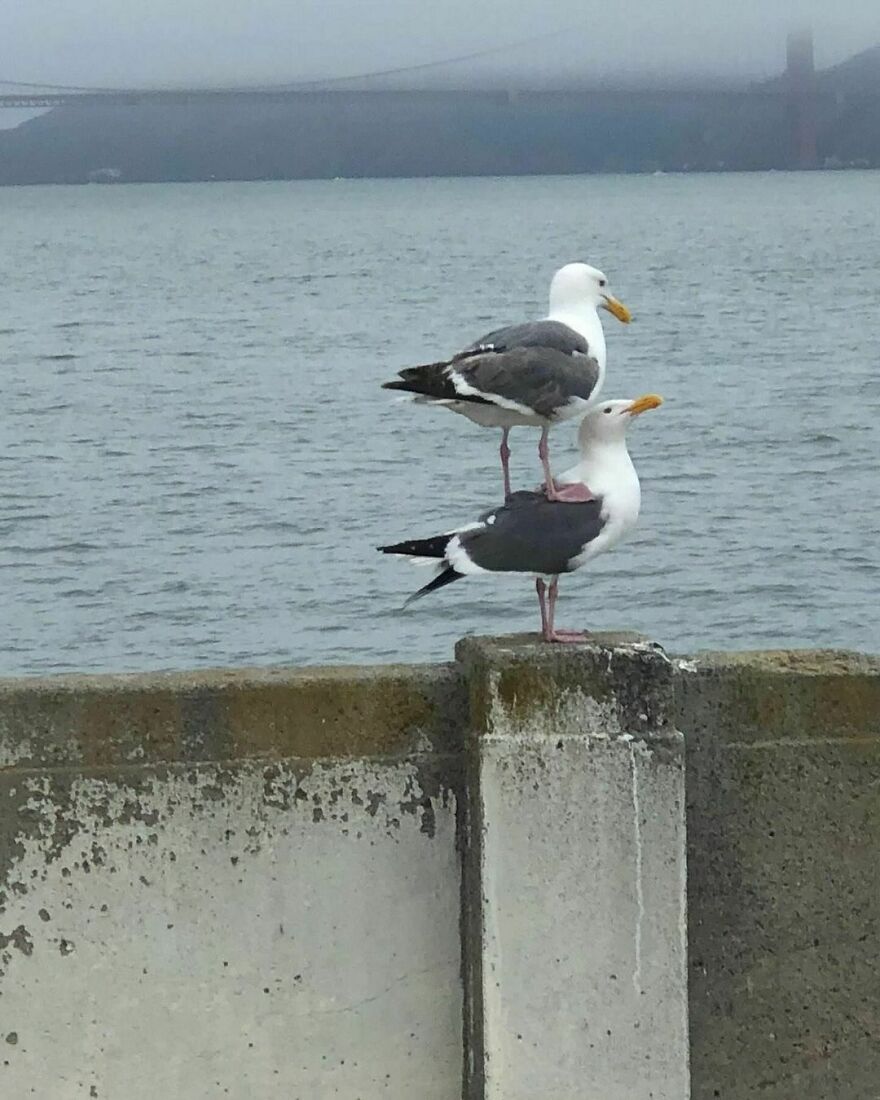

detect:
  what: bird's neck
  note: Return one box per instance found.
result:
[548,304,606,366]
[563,439,639,504]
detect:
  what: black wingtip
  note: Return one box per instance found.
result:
[403,566,463,607]
[378,534,450,558]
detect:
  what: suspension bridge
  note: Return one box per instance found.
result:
[0,31,863,170]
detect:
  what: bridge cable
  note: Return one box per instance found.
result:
[0,21,589,95]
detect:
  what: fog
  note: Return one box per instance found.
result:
[2,0,878,90]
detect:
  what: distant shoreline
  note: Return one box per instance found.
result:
[1,163,877,190]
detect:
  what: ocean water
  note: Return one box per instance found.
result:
[1,172,877,676]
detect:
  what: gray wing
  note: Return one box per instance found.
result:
[452,320,600,419]
[458,320,590,359]
[462,491,605,575]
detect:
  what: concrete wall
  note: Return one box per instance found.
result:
[1,640,878,1099]
[0,664,467,1099]
[678,650,880,1100]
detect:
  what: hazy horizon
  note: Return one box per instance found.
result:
[2,2,878,94]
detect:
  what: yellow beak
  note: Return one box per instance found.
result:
[627,394,663,416]
[600,294,632,324]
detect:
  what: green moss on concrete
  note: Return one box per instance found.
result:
[488,650,614,730]
[676,650,880,745]
[456,633,675,740]
[222,666,457,759]
[3,643,876,772]
[691,649,879,675]
[0,664,466,768]
[495,660,606,721]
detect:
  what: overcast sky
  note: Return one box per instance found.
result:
[2,1,878,90]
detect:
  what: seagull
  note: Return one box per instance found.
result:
[381,262,631,503]
[378,394,661,643]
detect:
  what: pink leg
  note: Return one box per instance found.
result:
[545,576,588,644]
[538,428,558,501]
[535,577,550,640]
[538,428,593,503]
[500,428,512,500]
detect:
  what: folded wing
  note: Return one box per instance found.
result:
[382,320,601,419]
[460,491,606,576]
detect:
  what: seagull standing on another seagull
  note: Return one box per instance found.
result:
[378,394,661,643]
[381,262,631,502]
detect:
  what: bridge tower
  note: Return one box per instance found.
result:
[786,28,819,169]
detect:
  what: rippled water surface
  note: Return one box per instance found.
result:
[1,173,878,675]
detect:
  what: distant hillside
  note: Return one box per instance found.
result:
[762,43,880,95]
[819,45,880,94]
[1,46,879,185]
[815,46,880,163]
[0,95,736,184]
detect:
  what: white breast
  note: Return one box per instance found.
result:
[558,442,641,567]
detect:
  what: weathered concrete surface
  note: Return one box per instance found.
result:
[0,662,466,768]
[5,639,879,1099]
[0,666,464,1099]
[678,650,880,1100]
[459,635,690,1100]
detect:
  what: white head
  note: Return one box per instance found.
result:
[548,262,632,324]
[577,394,663,449]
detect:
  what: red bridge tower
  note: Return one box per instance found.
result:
[786,29,819,169]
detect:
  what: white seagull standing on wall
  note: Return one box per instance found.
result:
[378,394,662,643]
[382,262,631,503]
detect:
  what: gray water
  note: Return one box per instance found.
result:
[1,173,878,676]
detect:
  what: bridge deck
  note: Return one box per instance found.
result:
[0,86,804,110]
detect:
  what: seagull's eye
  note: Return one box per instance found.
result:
[603,406,612,414]
[598,279,607,288]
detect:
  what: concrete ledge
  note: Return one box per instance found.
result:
[456,632,676,743]
[675,649,880,745]
[0,663,467,768]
